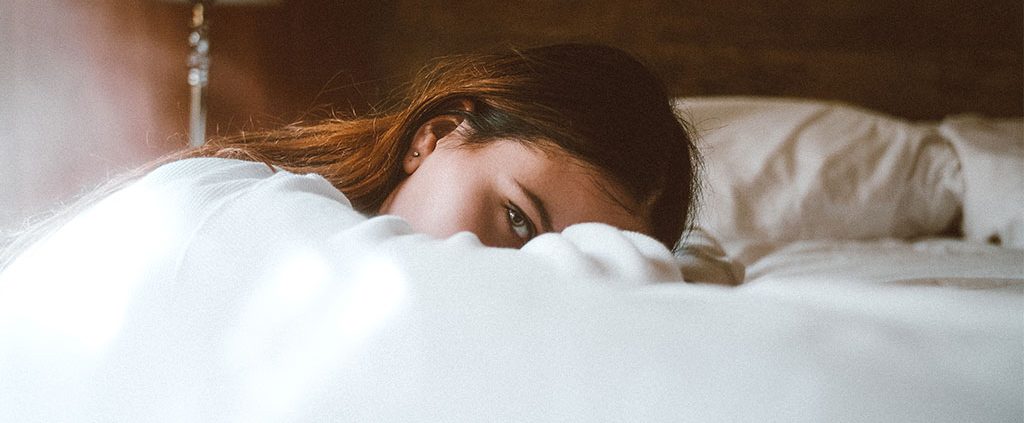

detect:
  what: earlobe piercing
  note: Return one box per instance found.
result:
[412,151,421,157]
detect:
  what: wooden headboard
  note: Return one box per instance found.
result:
[368,0,1022,120]
[141,0,1022,133]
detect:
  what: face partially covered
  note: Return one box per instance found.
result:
[378,118,648,248]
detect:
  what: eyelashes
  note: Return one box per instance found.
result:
[505,202,536,241]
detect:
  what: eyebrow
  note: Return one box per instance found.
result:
[513,179,553,234]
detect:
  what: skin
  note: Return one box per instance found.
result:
[379,115,649,249]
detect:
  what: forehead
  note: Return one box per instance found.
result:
[451,139,649,233]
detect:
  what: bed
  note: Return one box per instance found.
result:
[675,97,1023,421]
[1,94,1020,421]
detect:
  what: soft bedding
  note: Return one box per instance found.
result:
[727,237,1024,286]
[940,115,1024,247]
[677,96,1023,284]
[674,96,963,243]
[2,98,1023,421]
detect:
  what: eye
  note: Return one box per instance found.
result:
[505,203,536,241]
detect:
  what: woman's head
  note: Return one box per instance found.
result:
[378,114,652,248]
[381,44,698,248]
[193,43,698,249]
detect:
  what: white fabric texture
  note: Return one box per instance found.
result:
[1,157,1021,422]
[675,97,962,242]
[723,237,1024,285]
[939,115,1024,247]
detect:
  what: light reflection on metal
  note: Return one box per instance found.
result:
[187,0,210,147]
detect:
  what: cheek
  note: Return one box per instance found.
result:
[381,171,489,240]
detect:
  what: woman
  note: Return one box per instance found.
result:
[0,43,718,420]
[190,43,696,249]
[3,43,698,262]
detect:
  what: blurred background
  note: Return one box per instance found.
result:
[1,0,1021,234]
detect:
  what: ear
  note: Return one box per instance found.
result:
[402,110,470,174]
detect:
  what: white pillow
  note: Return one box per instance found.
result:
[939,115,1024,247]
[674,97,961,242]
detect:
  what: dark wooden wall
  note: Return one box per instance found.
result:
[142,0,1022,138]
[140,1,393,137]
[375,0,1022,120]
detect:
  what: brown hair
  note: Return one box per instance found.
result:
[182,43,699,248]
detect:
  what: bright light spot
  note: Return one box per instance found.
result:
[0,184,183,353]
[331,255,408,341]
[232,254,409,420]
[266,249,332,310]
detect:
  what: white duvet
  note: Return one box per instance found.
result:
[1,157,1020,422]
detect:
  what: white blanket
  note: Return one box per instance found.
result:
[1,158,1020,421]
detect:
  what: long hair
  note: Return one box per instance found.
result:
[180,43,699,247]
[1,43,698,268]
